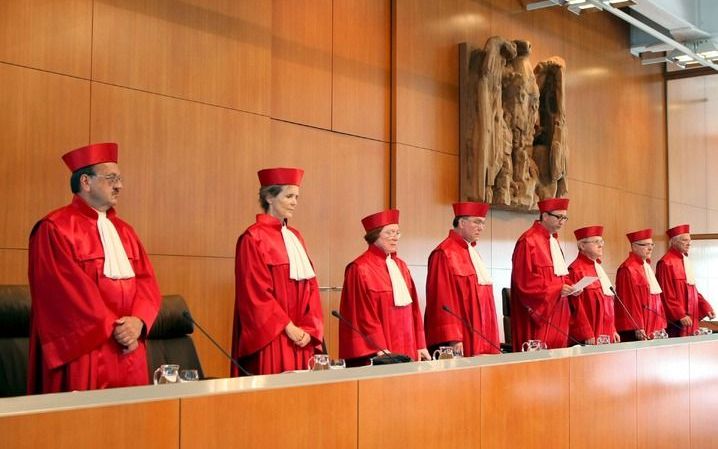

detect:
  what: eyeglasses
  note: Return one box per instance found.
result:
[462,218,486,226]
[92,173,123,185]
[584,238,605,245]
[632,242,655,248]
[546,212,569,222]
[380,230,401,239]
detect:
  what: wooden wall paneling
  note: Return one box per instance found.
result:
[394,145,458,266]
[0,249,29,285]
[180,381,358,449]
[393,0,462,154]
[481,358,569,449]
[570,351,637,449]
[704,75,718,213]
[90,82,270,258]
[689,340,718,449]
[0,400,179,449]
[0,0,92,77]
[357,368,481,449]
[320,290,341,359]
[328,133,390,286]
[617,191,668,256]
[636,344,690,449]
[332,0,391,141]
[0,64,90,249]
[271,0,332,129]
[150,255,234,379]
[92,0,271,114]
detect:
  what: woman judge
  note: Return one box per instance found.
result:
[231,168,324,375]
[338,209,430,365]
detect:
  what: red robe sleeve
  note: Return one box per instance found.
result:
[567,264,594,342]
[424,250,463,346]
[511,237,564,323]
[698,293,714,318]
[655,258,686,321]
[29,221,116,369]
[405,270,427,351]
[615,266,646,331]
[234,233,291,355]
[338,263,387,359]
[128,236,161,333]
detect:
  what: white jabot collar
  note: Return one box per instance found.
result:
[95,210,135,280]
[281,225,316,281]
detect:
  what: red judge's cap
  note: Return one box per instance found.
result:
[362,209,399,232]
[626,228,653,243]
[453,202,489,218]
[574,225,604,240]
[257,167,304,186]
[62,142,118,172]
[538,197,570,213]
[667,224,690,238]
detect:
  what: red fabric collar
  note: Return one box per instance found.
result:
[71,195,116,219]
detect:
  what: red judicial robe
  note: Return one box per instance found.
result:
[567,253,617,342]
[28,195,161,393]
[424,230,500,355]
[510,221,570,351]
[231,214,323,375]
[615,252,666,336]
[656,248,714,337]
[338,244,426,361]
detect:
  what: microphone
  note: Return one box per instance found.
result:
[642,304,683,332]
[441,305,503,353]
[610,286,643,332]
[182,310,252,376]
[524,304,584,347]
[331,310,411,365]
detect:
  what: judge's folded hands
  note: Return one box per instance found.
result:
[285,322,311,348]
[113,316,143,354]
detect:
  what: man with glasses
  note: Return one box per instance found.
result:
[615,229,666,341]
[656,224,715,337]
[424,202,500,356]
[568,226,620,344]
[28,143,161,393]
[510,198,579,351]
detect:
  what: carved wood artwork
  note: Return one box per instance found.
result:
[460,38,568,211]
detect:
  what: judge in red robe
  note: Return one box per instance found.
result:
[424,202,500,356]
[567,226,620,344]
[615,229,667,341]
[656,224,715,337]
[28,143,161,393]
[231,167,324,376]
[510,198,578,352]
[338,210,429,365]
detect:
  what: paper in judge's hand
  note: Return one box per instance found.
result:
[570,276,599,294]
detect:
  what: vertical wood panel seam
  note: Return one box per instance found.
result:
[389,0,396,208]
[89,0,95,143]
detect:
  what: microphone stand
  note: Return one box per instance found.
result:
[182,311,252,376]
[441,305,503,353]
[331,310,410,365]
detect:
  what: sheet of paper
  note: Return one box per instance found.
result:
[572,276,598,292]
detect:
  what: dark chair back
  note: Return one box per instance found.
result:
[501,287,512,352]
[146,295,204,381]
[0,285,31,397]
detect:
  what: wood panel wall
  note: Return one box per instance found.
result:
[0,0,666,376]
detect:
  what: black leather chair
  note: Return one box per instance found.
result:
[0,285,31,397]
[501,287,513,353]
[146,294,204,381]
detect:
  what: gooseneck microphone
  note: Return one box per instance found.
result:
[610,286,643,332]
[182,311,252,376]
[642,304,683,332]
[524,304,584,347]
[441,305,503,353]
[331,310,410,364]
